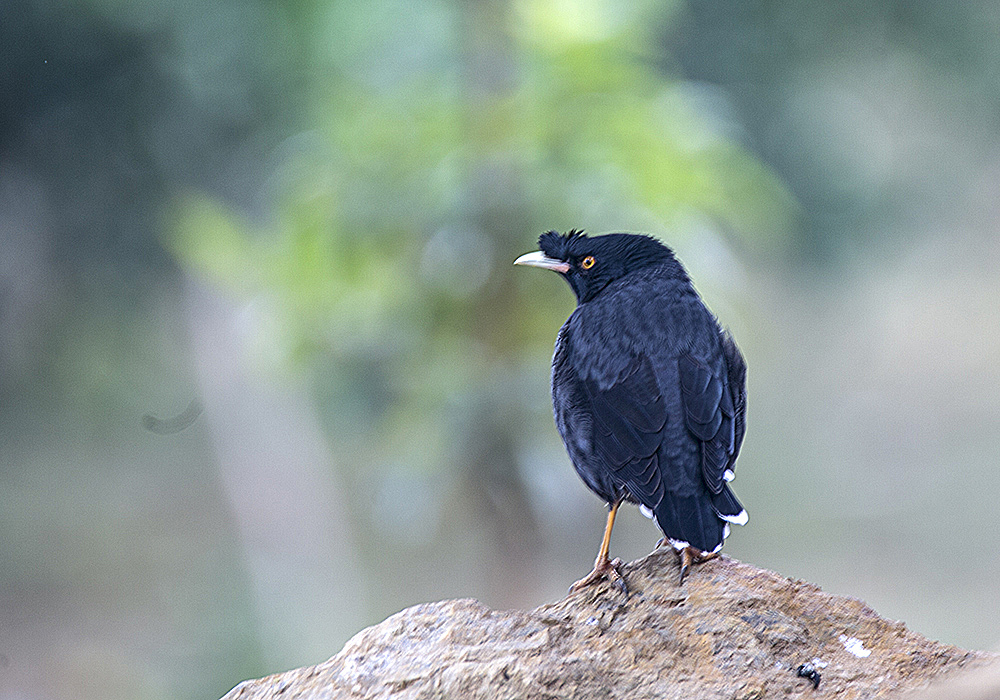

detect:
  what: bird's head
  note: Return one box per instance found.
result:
[514,229,684,303]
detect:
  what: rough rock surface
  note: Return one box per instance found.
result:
[221,552,995,699]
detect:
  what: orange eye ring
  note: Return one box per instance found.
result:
[581,255,596,270]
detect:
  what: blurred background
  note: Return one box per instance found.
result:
[3,0,1000,697]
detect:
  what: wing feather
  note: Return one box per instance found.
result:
[577,355,667,507]
[678,345,745,495]
[721,329,747,471]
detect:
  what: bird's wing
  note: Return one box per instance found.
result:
[578,354,668,508]
[721,329,747,471]
[677,341,745,495]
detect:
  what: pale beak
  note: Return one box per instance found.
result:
[513,250,570,273]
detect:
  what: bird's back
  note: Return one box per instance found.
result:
[552,263,746,553]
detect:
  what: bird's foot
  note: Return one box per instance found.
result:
[677,547,717,583]
[569,556,627,595]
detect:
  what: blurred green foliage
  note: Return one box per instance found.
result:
[167,0,793,501]
[671,0,1000,261]
[6,0,1000,699]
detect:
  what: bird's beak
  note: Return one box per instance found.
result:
[513,251,570,273]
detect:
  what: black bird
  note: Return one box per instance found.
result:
[515,230,748,590]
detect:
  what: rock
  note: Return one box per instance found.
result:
[221,552,995,699]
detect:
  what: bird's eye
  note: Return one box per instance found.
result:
[581,255,596,270]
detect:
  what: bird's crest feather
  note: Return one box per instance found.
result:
[538,229,587,260]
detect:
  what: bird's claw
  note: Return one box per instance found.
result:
[612,570,629,596]
[677,546,718,583]
[569,556,627,596]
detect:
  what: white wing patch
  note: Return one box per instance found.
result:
[721,508,748,526]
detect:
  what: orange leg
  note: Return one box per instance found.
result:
[569,499,626,594]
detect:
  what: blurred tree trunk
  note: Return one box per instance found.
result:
[455,0,543,606]
[185,276,369,666]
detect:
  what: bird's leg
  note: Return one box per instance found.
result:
[678,547,694,584]
[569,498,626,594]
[677,546,718,583]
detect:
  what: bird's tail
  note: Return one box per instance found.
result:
[711,486,748,528]
[654,486,746,553]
